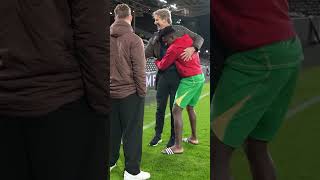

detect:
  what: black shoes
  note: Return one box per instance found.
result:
[149,136,162,146]
[149,135,175,147]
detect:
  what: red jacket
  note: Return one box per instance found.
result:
[212,0,296,52]
[155,34,202,78]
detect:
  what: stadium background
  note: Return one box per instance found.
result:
[110,1,211,179]
[109,0,320,179]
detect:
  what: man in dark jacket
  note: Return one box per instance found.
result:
[0,0,109,180]
[109,4,150,180]
[146,8,204,148]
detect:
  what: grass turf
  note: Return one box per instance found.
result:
[111,83,210,180]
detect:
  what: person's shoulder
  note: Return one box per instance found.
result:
[130,33,141,39]
[172,25,187,31]
[172,25,184,28]
[129,33,144,45]
[172,25,190,36]
[122,31,140,40]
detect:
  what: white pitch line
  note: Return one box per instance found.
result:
[143,92,210,130]
[285,96,320,119]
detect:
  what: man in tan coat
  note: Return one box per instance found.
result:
[109,4,150,180]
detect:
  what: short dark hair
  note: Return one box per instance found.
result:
[114,4,131,19]
[159,26,175,39]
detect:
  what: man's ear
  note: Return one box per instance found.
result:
[170,35,174,41]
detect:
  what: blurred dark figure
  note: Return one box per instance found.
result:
[0,1,109,180]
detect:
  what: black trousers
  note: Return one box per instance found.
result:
[0,98,109,180]
[155,68,180,138]
[110,93,144,175]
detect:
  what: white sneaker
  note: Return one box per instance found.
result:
[110,164,117,171]
[124,170,150,180]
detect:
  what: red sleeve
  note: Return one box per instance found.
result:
[155,46,179,70]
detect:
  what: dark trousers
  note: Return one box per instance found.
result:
[155,69,180,138]
[0,98,109,180]
[110,93,144,175]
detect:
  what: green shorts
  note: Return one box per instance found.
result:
[211,37,304,148]
[175,73,205,109]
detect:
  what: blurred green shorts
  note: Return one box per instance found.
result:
[211,37,304,148]
[175,73,205,109]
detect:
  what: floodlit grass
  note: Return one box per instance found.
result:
[111,83,210,180]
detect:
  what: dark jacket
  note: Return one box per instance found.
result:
[110,20,146,99]
[145,25,204,59]
[0,0,109,116]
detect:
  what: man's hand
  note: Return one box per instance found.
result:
[181,47,196,61]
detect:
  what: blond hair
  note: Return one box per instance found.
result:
[152,8,172,24]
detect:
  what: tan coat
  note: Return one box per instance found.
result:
[110,20,146,98]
